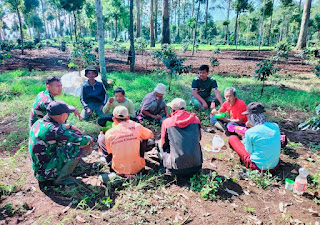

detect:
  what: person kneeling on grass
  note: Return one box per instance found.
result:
[29,101,93,186]
[158,98,203,176]
[210,87,247,132]
[228,102,281,172]
[139,83,169,123]
[97,106,154,176]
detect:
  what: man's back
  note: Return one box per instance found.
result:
[105,120,153,175]
[29,90,54,127]
[161,110,203,171]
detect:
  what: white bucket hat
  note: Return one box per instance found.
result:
[154,83,166,95]
[167,98,186,111]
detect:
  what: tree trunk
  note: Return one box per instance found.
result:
[40,0,48,39]
[225,0,231,42]
[204,0,209,40]
[58,10,62,36]
[129,0,135,72]
[69,14,73,41]
[115,19,118,41]
[267,0,274,46]
[150,0,155,47]
[258,0,266,53]
[73,11,78,42]
[15,1,24,55]
[177,0,180,39]
[136,0,141,37]
[155,0,158,41]
[192,0,200,55]
[234,11,239,46]
[296,0,312,50]
[162,0,170,44]
[192,0,195,17]
[95,0,107,85]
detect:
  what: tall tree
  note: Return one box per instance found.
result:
[150,0,155,47]
[192,0,201,55]
[94,0,107,85]
[5,0,24,54]
[136,0,141,37]
[267,0,274,45]
[296,0,312,49]
[129,0,135,71]
[224,0,231,42]
[154,0,158,41]
[60,0,85,42]
[162,0,170,44]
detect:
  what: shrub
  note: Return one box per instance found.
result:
[136,37,148,55]
[180,40,190,53]
[68,40,96,70]
[274,40,291,61]
[190,172,222,200]
[315,65,320,77]
[254,59,280,96]
[210,57,220,68]
[212,48,221,54]
[112,41,126,55]
[298,104,320,131]
[24,41,35,50]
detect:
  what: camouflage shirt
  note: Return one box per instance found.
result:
[29,89,54,128]
[29,115,92,182]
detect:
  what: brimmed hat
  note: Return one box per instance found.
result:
[47,100,75,116]
[243,102,266,115]
[167,98,186,111]
[85,66,98,77]
[113,106,129,119]
[154,83,166,95]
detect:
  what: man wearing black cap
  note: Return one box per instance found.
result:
[29,100,93,185]
[80,66,108,120]
[228,102,281,171]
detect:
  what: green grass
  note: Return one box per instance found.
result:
[0,69,318,150]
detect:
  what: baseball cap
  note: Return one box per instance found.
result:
[154,83,166,95]
[113,106,129,119]
[167,98,186,111]
[47,100,76,116]
[242,102,266,115]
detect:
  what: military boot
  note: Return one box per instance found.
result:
[54,159,81,186]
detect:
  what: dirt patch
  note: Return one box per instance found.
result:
[0,48,314,76]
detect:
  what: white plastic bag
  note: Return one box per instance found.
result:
[211,135,224,152]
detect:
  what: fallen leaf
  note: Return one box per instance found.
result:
[153,194,163,200]
[247,215,262,225]
[312,213,320,217]
[243,190,250,195]
[90,214,101,219]
[279,202,284,212]
[179,193,189,200]
[307,208,318,213]
[291,218,303,224]
[76,215,86,223]
[62,202,73,213]
[203,213,211,217]
[225,188,239,196]
[25,207,35,216]
[231,203,238,208]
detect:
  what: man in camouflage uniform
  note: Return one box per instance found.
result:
[29,76,81,128]
[29,100,93,185]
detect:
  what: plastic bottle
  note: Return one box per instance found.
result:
[293,165,309,195]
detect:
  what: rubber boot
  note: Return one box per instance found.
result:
[54,159,81,186]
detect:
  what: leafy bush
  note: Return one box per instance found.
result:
[315,65,320,77]
[190,172,222,200]
[210,57,220,68]
[112,41,126,55]
[136,37,148,55]
[274,41,291,61]
[254,59,280,96]
[247,170,277,189]
[68,40,96,70]
[212,48,221,54]
[180,40,190,53]
[151,50,163,67]
[298,104,320,131]
[61,40,66,52]
[24,41,35,50]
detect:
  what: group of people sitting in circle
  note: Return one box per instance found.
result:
[28,64,282,185]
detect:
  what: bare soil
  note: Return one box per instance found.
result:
[0,47,314,76]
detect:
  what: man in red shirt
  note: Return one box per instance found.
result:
[210,87,247,131]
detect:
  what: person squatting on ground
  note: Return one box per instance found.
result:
[80,66,108,121]
[98,87,136,126]
[29,76,81,128]
[159,98,203,176]
[97,106,154,176]
[190,65,223,110]
[228,102,281,172]
[29,101,93,186]
[139,83,169,123]
[210,87,248,131]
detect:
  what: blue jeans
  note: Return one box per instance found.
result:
[81,102,106,121]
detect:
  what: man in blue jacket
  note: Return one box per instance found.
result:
[80,66,108,120]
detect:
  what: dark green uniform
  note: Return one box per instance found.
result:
[29,115,92,182]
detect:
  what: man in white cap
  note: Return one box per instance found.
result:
[139,83,169,123]
[98,106,154,176]
[158,98,203,176]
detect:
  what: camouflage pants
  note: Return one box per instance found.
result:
[35,144,83,182]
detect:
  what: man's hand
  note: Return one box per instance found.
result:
[108,97,114,104]
[245,121,253,128]
[73,107,82,120]
[100,105,104,112]
[70,125,82,133]
[154,115,162,120]
[86,108,92,115]
[211,109,218,115]
[83,145,92,154]
[202,101,208,109]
